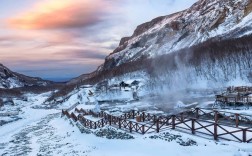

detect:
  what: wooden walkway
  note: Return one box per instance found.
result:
[62,108,252,143]
[214,86,252,108]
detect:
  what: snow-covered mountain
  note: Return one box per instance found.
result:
[52,0,252,101]
[101,0,252,70]
[0,63,52,89]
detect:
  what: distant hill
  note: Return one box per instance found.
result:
[0,63,53,89]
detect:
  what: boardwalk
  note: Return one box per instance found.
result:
[214,86,252,108]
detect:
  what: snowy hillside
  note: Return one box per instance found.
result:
[0,63,52,89]
[49,0,252,101]
[101,0,252,70]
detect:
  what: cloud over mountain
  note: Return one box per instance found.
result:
[8,0,115,30]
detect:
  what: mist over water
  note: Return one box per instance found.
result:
[144,52,252,112]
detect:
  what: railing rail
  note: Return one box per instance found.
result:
[62,107,252,142]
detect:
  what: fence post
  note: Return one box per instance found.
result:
[94,122,97,129]
[142,125,145,134]
[132,110,135,119]
[214,111,219,123]
[243,129,247,143]
[142,112,145,122]
[90,121,92,129]
[119,118,121,129]
[214,123,218,140]
[191,118,195,134]
[172,115,176,129]
[156,118,160,133]
[235,114,239,127]
[153,115,156,123]
[214,111,218,140]
[129,121,132,133]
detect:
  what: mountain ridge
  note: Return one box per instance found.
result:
[0,63,53,89]
[45,0,252,103]
[100,0,252,71]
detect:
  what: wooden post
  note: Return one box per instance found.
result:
[243,129,247,143]
[172,115,176,129]
[214,123,218,140]
[235,114,239,127]
[129,121,132,133]
[156,118,160,133]
[214,111,218,123]
[153,115,156,123]
[141,125,145,134]
[124,113,127,120]
[94,122,97,129]
[90,121,92,129]
[191,119,195,134]
[214,111,218,140]
[132,110,135,119]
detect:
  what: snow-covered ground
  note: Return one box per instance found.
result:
[1,90,252,156]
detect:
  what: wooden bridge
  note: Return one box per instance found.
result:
[62,107,252,143]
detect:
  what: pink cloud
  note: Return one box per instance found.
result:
[8,0,114,30]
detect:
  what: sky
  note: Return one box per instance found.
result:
[0,0,197,82]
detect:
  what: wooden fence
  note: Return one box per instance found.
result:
[62,108,252,143]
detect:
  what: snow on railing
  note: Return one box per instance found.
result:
[62,108,252,143]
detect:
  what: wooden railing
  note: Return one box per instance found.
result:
[62,108,252,143]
